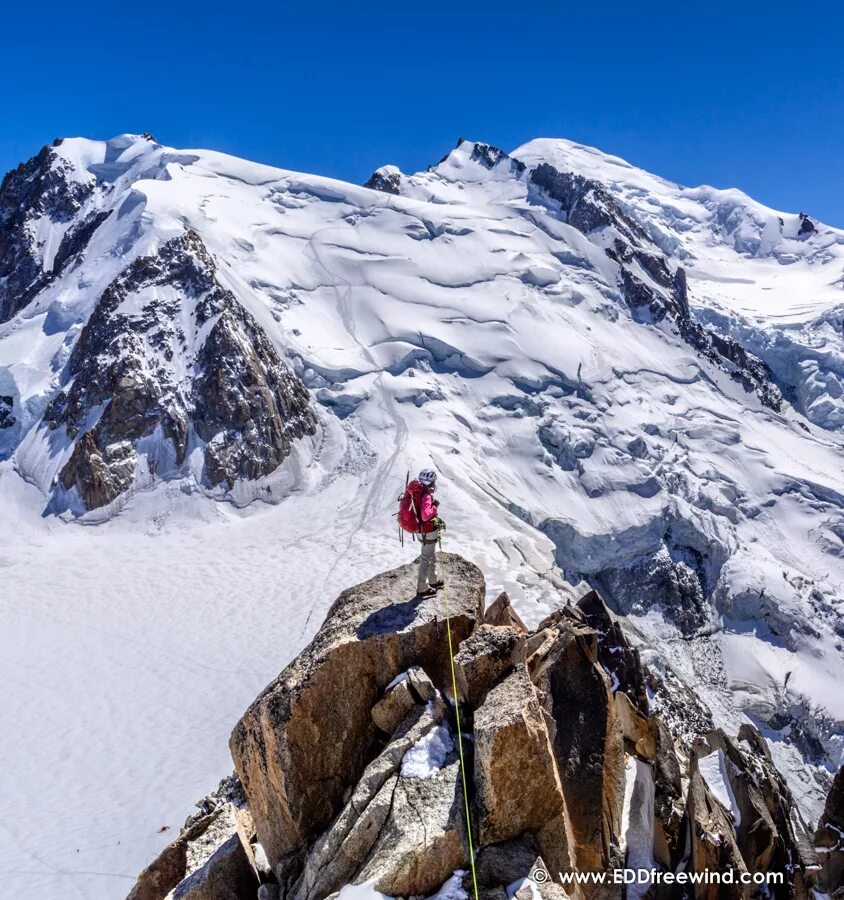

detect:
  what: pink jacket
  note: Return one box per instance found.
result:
[417,488,437,533]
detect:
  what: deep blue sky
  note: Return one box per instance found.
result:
[2,1,842,224]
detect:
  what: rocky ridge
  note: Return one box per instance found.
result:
[128,554,843,900]
[40,228,316,510]
[0,139,101,323]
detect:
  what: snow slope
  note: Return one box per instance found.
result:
[516,138,844,321]
[1,134,843,899]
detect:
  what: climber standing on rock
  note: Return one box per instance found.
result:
[397,469,446,597]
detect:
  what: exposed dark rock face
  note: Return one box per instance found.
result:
[59,433,136,512]
[363,167,402,195]
[193,303,315,488]
[0,394,14,430]
[618,265,687,323]
[0,142,100,323]
[51,208,113,273]
[799,212,816,236]
[44,229,316,509]
[817,766,844,841]
[530,163,646,245]
[576,589,648,716]
[132,555,830,900]
[592,546,710,636]
[528,608,627,877]
[467,140,527,175]
[529,162,783,411]
[652,717,684,868]
[678,316,783,409]
[815,767,844,895]
[474,835,547,888]
[645,661,716,749]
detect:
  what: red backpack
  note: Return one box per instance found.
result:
[398,479,425,534]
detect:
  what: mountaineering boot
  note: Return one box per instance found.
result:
[429,580,445,590]
[416,587,437,599]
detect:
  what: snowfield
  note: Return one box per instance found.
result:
[1,133,843,899]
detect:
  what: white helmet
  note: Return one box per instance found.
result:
[418,469,437,485]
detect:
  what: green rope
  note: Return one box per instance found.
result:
[439,537,480,900]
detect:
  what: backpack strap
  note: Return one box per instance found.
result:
[410,492,422,534]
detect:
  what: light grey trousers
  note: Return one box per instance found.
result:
[417,529,441,593]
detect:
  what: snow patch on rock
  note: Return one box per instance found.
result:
[401,720,454,779]
[698,748,742,826]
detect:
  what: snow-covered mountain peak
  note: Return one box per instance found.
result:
[51,133,161,179]
[430,137,527,182]
[515,136,677,194]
